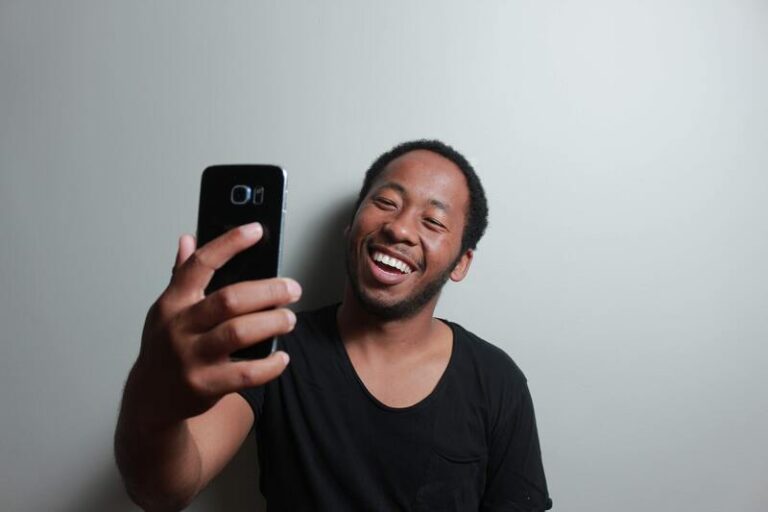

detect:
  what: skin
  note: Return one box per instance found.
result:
[114,150,475,509]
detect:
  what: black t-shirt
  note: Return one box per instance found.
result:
[239,304,552,511]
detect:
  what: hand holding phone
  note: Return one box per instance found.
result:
[130,225,300,427]
[197,165,287,359]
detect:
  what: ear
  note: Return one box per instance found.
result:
[343,224,351,237]
[450,249,473,282]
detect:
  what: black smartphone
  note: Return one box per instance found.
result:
[196,164,287,360]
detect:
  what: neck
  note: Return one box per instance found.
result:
[337,284,441,356]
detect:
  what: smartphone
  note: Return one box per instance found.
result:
[196,164,287,360]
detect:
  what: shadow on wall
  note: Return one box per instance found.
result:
[62,432,265,512]
[292,195,356,311]
[62,461,139,512]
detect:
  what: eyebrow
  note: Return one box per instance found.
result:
[377,181,451,212]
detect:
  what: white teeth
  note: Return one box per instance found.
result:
[372,251,412,274]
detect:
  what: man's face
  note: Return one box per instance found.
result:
[345,150,473,320]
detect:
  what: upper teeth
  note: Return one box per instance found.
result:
[372,251,413,274]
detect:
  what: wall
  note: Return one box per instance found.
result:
[1,1,766,510]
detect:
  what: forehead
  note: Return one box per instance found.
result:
[371,150,470,211]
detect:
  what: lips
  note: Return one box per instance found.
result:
[371,251,413,274]
[364,245,419,286]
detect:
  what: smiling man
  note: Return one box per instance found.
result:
[115,140,552,511]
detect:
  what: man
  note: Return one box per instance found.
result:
[115,140,552,511]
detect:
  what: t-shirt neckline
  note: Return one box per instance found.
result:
[326,303,457,414]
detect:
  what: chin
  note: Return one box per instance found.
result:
[348,270,449,322]
[356,292,424,320]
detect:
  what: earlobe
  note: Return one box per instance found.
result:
[450,249,473,282]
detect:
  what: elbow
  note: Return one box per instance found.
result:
[120,476,197,512]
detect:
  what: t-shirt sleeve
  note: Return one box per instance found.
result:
[237,385,266,423]
[481,379,553,511]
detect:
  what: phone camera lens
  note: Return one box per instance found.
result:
[231,185,252,205]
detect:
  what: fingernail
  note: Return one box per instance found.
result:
[278,351,290,365]
[286,310,297,327]
[286,280,302,300]
[240,222,262,237]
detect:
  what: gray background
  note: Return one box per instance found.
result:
[1,1,766,510]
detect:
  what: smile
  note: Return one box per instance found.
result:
[371,251,413,274]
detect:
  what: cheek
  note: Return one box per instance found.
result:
[421,237,445,259]
[348,220,369,243]
[347,215,377,252]
[423,236,460,266]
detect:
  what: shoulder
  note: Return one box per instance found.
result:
[449,321,527,384]
[445,320,530,409]
[440,320,536,439]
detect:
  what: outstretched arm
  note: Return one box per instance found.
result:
[114,225,301,510]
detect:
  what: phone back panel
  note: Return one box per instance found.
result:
[197,164,286,359]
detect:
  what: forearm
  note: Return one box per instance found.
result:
[114,368,203,511]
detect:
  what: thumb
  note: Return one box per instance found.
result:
[174,234,197,271]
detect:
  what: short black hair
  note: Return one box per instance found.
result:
[353,139,489,252]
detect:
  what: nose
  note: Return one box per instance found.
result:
[382,210,418,245]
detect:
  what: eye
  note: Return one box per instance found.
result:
[424,217,446,230]
[373,196,397,209]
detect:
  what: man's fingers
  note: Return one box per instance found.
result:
[174,234,197,270]
[183,278,302,331]
[195,308,297,359]
[196,352,290,396]
[170,223,263,298]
